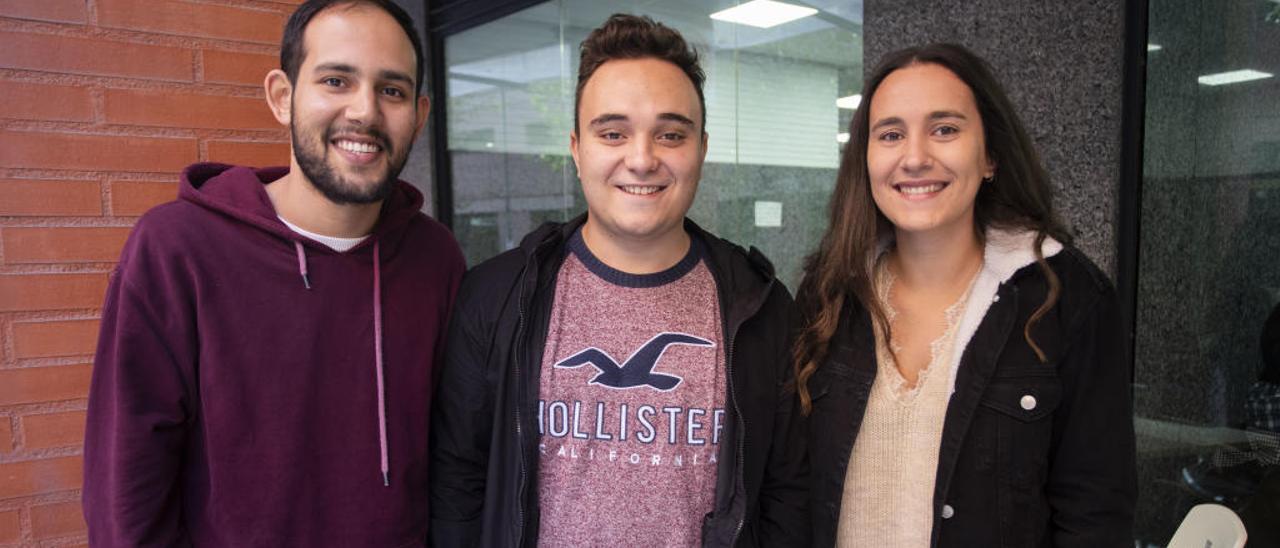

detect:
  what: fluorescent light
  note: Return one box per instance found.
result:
[836,132,850,144]
[1147,43,1163,52]
[710,0,817,29]
[836,94,862,109]
[1197,69,1273,86]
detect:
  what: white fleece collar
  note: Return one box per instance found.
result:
[944,228,1063,393]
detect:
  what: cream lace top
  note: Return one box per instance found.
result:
[836,260,978,548]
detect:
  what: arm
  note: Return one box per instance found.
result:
[753,291,811,546]
[428,275,497,547]
[83,238,195,546]
[1046,286,1137,546]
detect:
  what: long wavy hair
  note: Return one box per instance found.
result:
[793,43,1072,413]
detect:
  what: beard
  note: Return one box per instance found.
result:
[290,120,409,205]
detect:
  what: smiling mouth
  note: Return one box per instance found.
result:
[894,181,948,196]
[333,139,383,154]
[618,185,666,196]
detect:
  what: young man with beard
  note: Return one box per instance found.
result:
[429,14,807,547]
[82,1,464,545]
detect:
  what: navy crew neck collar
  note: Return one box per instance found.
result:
[568,228,703,288]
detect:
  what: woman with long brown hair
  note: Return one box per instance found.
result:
[795,43,1136,547]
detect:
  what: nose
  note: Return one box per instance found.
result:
[345,85,381,126]
[901,133,932,173]
[624,138,659,174]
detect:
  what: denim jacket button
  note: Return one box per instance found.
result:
[1020,394,1037,410]
[941,504,955,519]
[992,294,1000,303]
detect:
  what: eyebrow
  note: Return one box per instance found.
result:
[588,113,697,127]
[313,63,416,87]
[870,110,968,131]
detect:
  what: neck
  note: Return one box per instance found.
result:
[265,163,382,238]
[889,224,983,294]
[581,220,691,275]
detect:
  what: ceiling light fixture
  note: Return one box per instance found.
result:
[1197,69,1273,86]
[710,0,818,29]
[1147,44,1163,52]
[836,94,862,109]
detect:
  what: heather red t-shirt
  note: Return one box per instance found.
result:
[536,230,725,546]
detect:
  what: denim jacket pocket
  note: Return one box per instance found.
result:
[975,374,1062,547]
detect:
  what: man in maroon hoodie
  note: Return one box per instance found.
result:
[82,1,464,545]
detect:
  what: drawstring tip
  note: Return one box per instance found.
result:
[382,471,390,487]
[302,273,312,289]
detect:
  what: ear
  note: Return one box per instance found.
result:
[569,130,581,174]
[983,150,997,180]
[264,69,294,126]
[701,131,709,163]
[413,94,431,138]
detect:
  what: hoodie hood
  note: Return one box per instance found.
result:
[179,162,426,252]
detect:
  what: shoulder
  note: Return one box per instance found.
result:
[402,212,465,271]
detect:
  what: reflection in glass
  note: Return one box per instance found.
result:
[1135,0,1280,545]
[444,0,863,289]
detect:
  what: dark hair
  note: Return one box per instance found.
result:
[575,14,705,132]
[793,43,1072,413]
[280,0,425,97]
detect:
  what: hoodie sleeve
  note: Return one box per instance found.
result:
[83,223,196,547]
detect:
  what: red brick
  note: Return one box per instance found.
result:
[0,509,19,543]
[0,274,109,312]
[3,227,131,264]
[0,455,83,499]
[98,0,284,44]
[204,50,277,86]
[0,180,102,217]
[208,141,290,167]
[0,0,89,24]
[0,366,91,406]
[0,31,192,81]
[104,89,278,130]
[0,81,93,122]
[13,320,100,359]
[0,420,11,453]
[22,412,87,451]
[111,181,178,217]
[31,500,86,539]
[0,131,197,172]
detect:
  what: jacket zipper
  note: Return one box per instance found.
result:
[513,261,532,547]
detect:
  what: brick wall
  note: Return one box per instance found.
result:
[0,1,299,545]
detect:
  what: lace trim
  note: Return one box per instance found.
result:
[874,258,980,401]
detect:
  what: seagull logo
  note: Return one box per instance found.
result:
[554,332,715,391]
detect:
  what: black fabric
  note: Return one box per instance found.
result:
[428,214,809,547]
[803,246,1137,547]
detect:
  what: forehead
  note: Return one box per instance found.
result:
[579,58,701,122]
[870,63,979,119]
[300,6,416,73]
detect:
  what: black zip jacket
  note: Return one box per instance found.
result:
[429,215,809,547]
[805,243,1136,547]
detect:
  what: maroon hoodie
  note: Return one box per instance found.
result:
[83,163,464,546]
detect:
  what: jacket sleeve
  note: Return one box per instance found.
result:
[1046,285,1137,546]
[752,291,811,546]
[82,235,195,546]
[429,274,496,547]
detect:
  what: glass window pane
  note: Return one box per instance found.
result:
[1135,0,1280,544]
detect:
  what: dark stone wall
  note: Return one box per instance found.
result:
[863,0,1126,275]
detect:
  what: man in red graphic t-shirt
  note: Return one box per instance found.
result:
[429,13,808,548]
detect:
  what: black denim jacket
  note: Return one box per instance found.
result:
[805,243,1136,547]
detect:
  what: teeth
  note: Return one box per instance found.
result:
[620,185,662,196]
[336,140,380,154]
[899,183,945,195]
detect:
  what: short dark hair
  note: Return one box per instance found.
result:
[280,0,425,97]
[574,14,705,132]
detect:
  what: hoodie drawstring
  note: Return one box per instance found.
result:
[292,239,390,487]
[294,241,311,289]
[372,241,389,487]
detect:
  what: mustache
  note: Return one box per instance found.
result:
[324,125,392,153]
